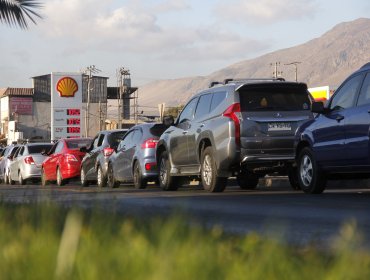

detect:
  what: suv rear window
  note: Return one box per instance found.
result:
[149,124,168,137]
[108,131,127,148]
[28,144,53,154]
[66,139,92,149]
[239,84,311,111]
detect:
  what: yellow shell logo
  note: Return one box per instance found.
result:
[56,77,78,97]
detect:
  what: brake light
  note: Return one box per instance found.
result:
[145,162,156,171]
[103,147,114,157]
[24,156,35,165]
[223,103,241,147]
[64,154,78,162]
[141,138,158,149]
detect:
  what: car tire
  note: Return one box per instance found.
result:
[97,165,107,188]
[56,168,65,186]
[236,171,259,190]
[288,167,301,190]
[201,147,227,192]
[297,147,326,194]
[41,168,48,186]
[9,173,15,185]
[133,161,147,189]
[107,164,120,188]
[80,168,89,187]
[158,151,178,191]
[18,171,26,185]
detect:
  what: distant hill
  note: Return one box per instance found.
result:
[139,18,370,110]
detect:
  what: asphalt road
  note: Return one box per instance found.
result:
[1,177,370,248]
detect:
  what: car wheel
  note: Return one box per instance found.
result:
[201,147,227,192]
[41,168,48,186]
[4,170,9,184]
[56,168,65,186]
[298,147,326,194]
[236,171,259,190]
[80,167,89,187]
[107,164,120,188]
[18,171,26,185]
[158,151,178,191]
[97,165,107,188]
[9,173,15,185]
[288,167,301,190]
[133,161,147,189]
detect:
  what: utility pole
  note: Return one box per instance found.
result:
[270,62,283,78]
[116,67,131,128]
[284,62,302,82]
[83,65,101,137]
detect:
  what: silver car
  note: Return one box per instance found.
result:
[9,143,53,185]
[0,144,20,184]
[107,123,169,189]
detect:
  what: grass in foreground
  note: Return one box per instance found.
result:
[0,203,369,280]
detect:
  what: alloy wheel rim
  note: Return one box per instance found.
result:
[97,168,102,185]
[159,158,167,185]
[202,154,212,186]
[81,169,85,184]
[57,169,62,185]
[300,155,313,187]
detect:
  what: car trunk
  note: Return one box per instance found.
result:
[237,83,312,154]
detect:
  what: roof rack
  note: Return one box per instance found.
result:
[208,81,222,88]
[224,78,285,84]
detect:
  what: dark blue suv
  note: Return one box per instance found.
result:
[295,62,370,193]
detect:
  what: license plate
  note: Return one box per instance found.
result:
[268,122,291,131]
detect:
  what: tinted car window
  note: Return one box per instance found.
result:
[108,131,127,148]
[330,74,364,111]
[194,94,212,119]
[210,91,227,112]
[239,85,311,111]
[28,144,53,154]
[120,131,134,149]
[357,73,370,106]
[9,147,19,157]
[178,98,198,123]
[149,124,168,137]
[66,139,92,149]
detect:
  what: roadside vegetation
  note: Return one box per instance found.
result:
[0,203,369,280]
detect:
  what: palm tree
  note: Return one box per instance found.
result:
[0,0,42,29]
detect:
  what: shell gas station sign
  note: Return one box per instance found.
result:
[51,72,82,140]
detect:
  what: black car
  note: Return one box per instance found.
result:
[295,62,370,194]
[80,129,128,187]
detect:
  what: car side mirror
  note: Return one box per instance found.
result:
[311,101,326,114]
[80,146,87,153]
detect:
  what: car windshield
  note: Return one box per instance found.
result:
[66,139,92,149]
[239,84,311,111]
[28,144,53,154]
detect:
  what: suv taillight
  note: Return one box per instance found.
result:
[24,156,35,165]
[223,103,241,147]
[103,147,114,157]
[141,138,158,149]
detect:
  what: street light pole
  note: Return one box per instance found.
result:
[284,62,302,82]
[83,65,101,137]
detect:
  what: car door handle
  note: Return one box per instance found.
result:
[336,115,344,122]
[199,124,204,128]
[182,131,188,135]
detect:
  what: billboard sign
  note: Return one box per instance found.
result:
[10,97,33,115]
[51,72,82,140]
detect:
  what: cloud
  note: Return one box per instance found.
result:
[215,0,318,24]
[35,0,270,60]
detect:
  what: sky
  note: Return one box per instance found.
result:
[1,0,369,88]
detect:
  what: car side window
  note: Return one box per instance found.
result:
[119,131,134,150]
[14,147,23,158]
[330,74,364,111]
[178,98,198,124]
[357,73,370,106]
[97,134,105,147]
[210,91,227,112]
[132,129,142,144]
[194,94,212,119]
[54,142,64,154]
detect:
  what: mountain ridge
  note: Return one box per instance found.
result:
[138,18,370,110]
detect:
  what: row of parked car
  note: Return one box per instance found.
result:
[1,63,369,194]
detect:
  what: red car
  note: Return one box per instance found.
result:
[41,138,92,186]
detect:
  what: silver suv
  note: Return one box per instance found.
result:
[156,78,313,192]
